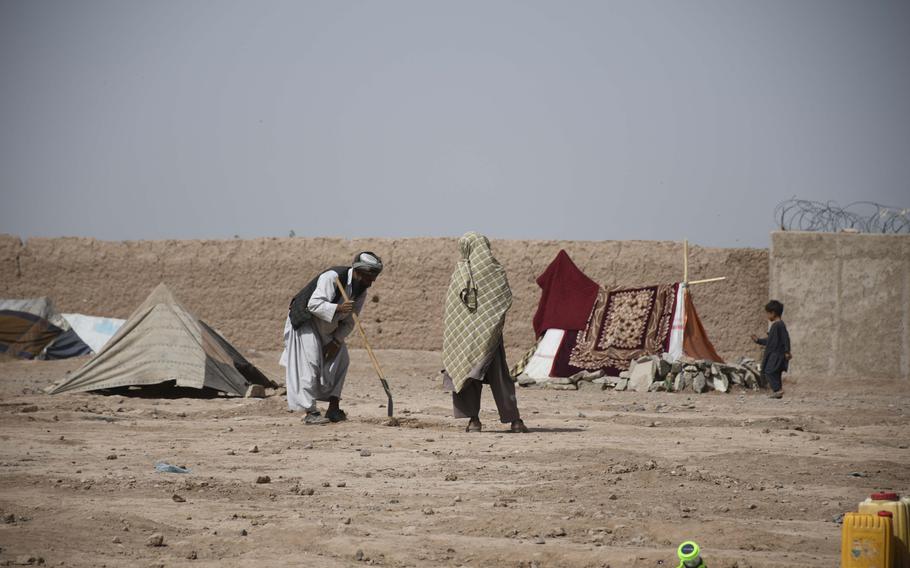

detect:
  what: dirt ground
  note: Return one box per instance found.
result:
[1,349,908,568]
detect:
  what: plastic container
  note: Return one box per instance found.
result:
[841,511,893,567]
[859,492,909,567]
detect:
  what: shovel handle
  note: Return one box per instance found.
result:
[334,277,385,380]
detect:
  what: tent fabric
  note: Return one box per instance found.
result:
[666,284,687,361]
[61,314,125,353]
[681,288,725,363]
[523,328,565,380]
[0,298,68,329]
[532,250,600,338]
[0,310,63,359]
[42,328,92,360]
[49,283,275,396]
[552,283,678,377]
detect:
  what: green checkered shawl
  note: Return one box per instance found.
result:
[442,233,513,393]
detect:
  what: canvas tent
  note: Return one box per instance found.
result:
[0,297,67,359]
[49,283,275,396]
[520,250,724,381]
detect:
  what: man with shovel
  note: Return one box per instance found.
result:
[280,252,383,424]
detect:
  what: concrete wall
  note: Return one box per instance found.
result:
[0,234,769,360]
[770,231,910,380]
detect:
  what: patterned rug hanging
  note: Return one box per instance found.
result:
[555,283,678,377]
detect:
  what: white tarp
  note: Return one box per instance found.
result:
[524,328,565,380]
[61,314,125,354]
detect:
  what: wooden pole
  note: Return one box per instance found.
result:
[683,239,689,283]
[334,277,394,417]
[688,276,726,285]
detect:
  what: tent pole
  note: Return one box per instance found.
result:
[683,239,689,283]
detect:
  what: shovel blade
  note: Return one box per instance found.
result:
[380,378,393,417]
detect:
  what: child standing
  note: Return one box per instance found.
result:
[751,300,791,399]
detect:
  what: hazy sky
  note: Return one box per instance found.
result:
[1,0,908,247]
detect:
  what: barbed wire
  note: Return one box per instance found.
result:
[774,199,910,234]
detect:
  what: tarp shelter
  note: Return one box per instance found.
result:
[0,298,66,359]
[49,283,275,396]
[665,284,725,364]
[522,251,724,380]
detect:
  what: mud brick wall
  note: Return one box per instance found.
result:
[770,231,910,380]
[0,235,769,362]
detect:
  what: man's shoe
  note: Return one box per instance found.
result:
[304,412,330,425]
[326,408,347,423]
[510,419,529,433]
[465,417,482,433]
[768,391,783,399]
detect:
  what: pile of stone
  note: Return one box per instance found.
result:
[518,355,766,394]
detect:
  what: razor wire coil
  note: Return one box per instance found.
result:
[775,199,910,234]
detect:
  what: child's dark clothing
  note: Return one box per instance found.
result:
[755,320,790,392]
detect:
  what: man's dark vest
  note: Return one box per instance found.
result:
[289,266,351,330]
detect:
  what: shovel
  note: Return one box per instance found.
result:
[335,277,394,417]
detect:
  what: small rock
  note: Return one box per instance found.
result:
[422,507,435,515]
[20,405,39,413]
[445,473,458,481]
[244,384,266,398]
[359,449,372,457]
[712,374,730,393]
[343,517,352,525]
[146,533,165,547]
[240,528,248,536]
[354,549,365,561]
[249,445,259,454]
[517,374,537,387]
[106,454,117,460]
[186,550,197,560]
[112,536,122,544]
[629,359,657,393]
[546,382,578,390]
[255,475,271,484]
[692,372,708,393]
[172,494,186,503]
[534,537,546,545]
[336,481,347,488]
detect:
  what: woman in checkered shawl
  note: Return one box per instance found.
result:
[442,232,528,433]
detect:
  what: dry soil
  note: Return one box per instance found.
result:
[1,350,908,567]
